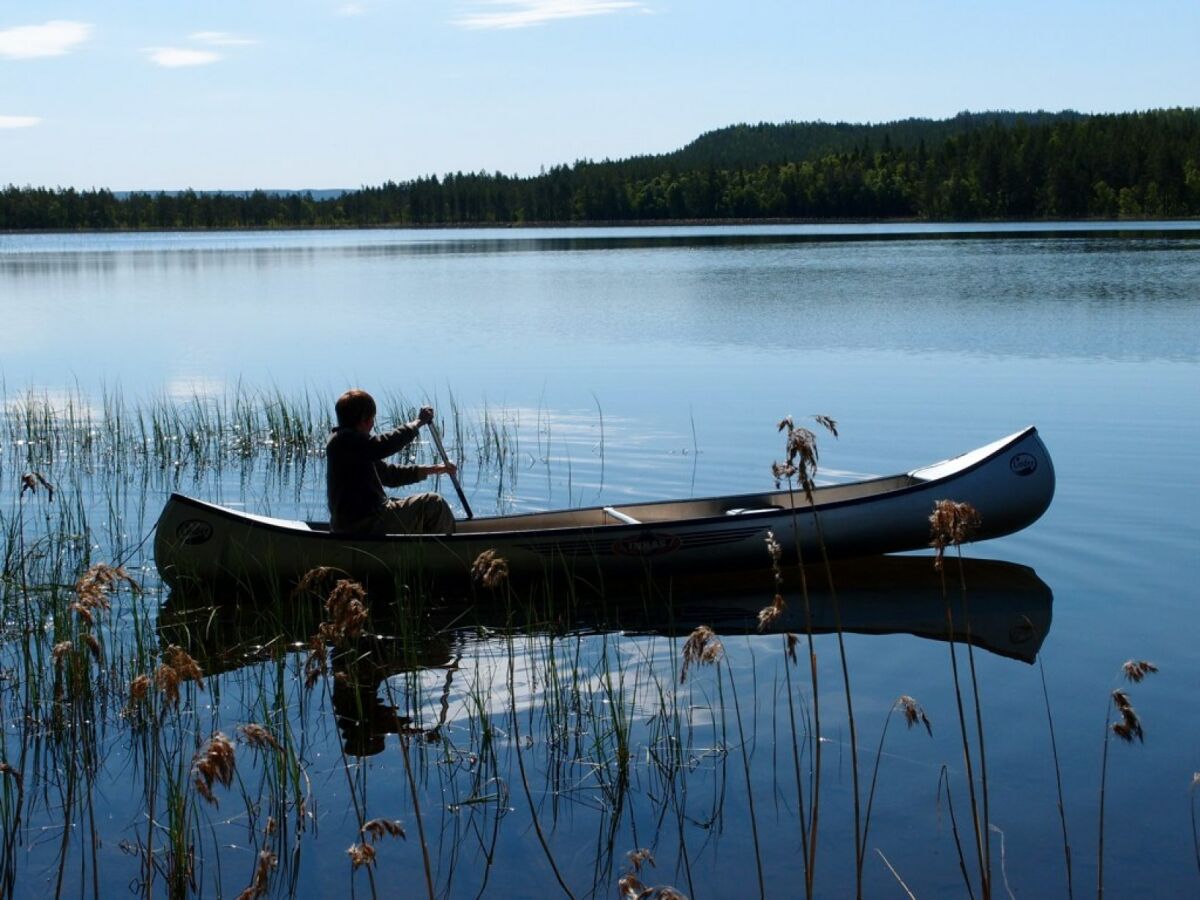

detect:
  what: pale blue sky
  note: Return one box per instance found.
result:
[2,1,1197,190]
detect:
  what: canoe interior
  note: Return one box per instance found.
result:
[296,474,921,536]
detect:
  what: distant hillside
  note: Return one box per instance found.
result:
[3,109,1198,228]
[660,110,1087,169]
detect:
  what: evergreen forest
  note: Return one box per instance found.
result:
[4,108,1199,230]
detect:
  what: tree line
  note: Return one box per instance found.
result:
[3,108,1199,230]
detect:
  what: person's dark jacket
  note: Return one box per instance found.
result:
[326,424,423,532]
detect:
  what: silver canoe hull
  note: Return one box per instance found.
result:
[154,427,1055,587]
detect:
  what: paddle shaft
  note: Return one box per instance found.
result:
[427,421,473,520]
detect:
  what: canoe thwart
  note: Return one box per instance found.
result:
[603,506,642,525]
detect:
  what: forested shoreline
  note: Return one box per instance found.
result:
[4,108,1199,230]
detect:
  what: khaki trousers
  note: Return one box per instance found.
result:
[352,493,456,535]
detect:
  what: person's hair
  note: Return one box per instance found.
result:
[335,389,376,428]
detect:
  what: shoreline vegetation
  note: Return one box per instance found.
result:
[4,108,1199,232]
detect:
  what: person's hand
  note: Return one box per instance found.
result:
[417,406,435,426]
[426,462,457,477]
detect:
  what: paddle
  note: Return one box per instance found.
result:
[427,420,473,520]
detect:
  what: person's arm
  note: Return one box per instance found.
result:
[364,406,436,460]
[375,460,457,488]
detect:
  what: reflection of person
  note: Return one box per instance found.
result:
[326,389,456,534]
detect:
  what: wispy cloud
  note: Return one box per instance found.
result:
[190,31,259,47]
[336,3,368,16]
[453,0,646,30]
[0,20,92,59]
[144,47,222,68]
[0,115,41,128]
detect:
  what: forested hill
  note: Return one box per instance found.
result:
[651,110,1086,171]
[4,108,1199,229]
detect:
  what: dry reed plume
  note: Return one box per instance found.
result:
[301,576,370,690]
[471,549,509,589]
[627,848,654,872]
[238,723,282,752]
[1122,659,1158,683]
[617,875,688,899]
[929,499,983,570]
[618,848,688,899]
[361,818,406,841]
[346,842,376,869]
[785,632,800,665]
[155,645,205,708]
[0,762,23,795]
[318,579,369,644]
[773,420,818,500]
[679,625,723,684]
[758,531,787,631]
[72,563,139,623]
[1110,689,1145,743]
[303,634,327,690]
[19,471,54,500]
[292,566,340,598]
[235,850,277,900]
[346,818,406,870]
[192,732,236,805]
[898,695,933,736]
[771,415,837,500]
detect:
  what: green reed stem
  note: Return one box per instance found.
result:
[1038,654,1074,899]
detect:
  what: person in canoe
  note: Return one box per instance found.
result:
[326,389,457,534]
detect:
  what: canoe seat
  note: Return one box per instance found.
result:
[603,506,642,525]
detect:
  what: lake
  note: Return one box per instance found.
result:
[0,222,1198,898]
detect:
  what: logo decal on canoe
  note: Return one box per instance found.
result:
[176,519,213,546]
[1009,453,1037,477]
[612,531,682,557]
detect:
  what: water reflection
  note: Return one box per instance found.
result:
[160,555,1052,756]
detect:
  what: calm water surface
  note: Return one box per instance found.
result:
[0,222,1198,898]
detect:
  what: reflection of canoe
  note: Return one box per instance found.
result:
[161,555,1053,670]
[160,555,1052,756]
[154,427,1054,587]
[624,556,1054,663]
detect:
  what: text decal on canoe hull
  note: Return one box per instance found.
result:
[1009,453,1038,476]
[612,531,682,557]
[176,519,214,546]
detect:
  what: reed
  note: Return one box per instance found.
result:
[862,695,932,855]
[1191,772,1200,878]
[930,498,991,899]
[771,413,856,897]
[1097,659,1158,899]
[1037,651,1074,899]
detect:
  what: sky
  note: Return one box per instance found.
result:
[1,0,1198,191]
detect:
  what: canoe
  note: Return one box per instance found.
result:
[154,426,1055,588]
